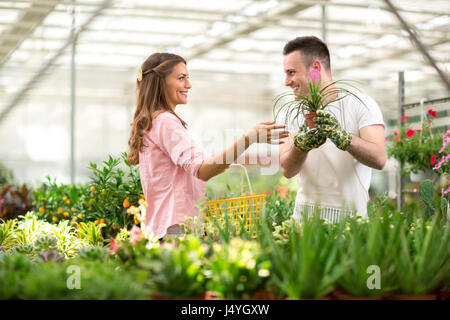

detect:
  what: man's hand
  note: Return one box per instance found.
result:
[293,124,326,153]
[314,110,352,151]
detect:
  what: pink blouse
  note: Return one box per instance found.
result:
[139,112,206,239]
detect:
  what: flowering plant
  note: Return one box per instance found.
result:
[431,129,450,176]
[273,69,365,127]
[386,109,444,175]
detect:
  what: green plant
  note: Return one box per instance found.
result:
[419,179,436,220]
[32,176,86,225]
[263,191,295,227]
[76,246,109,262]
[1,215,90,259]
[273,69,365,128]
[32,153,144,237]
[33,234,58,252]
[337,211,401,297]
[0,253,149,299]
[261,210,346,299]
[76,221,106,246]
[144,236,207,298]
[205,237,270,299]
[0,219,16,248]
[387,110,444,175]
[85,152,143,234]
[395,216,450,295]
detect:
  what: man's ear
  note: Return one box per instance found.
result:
[311,59,322,72]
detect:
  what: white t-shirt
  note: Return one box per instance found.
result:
[285,92,385,221]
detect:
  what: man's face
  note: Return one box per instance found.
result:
[283,50,310,98]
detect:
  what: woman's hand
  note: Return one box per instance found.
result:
[245,121,290,144]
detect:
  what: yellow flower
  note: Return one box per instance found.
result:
[134,215,141,225]
[57,208,63,214]
[65,199,71,205]
[71,208,77,213]
[90,186,96,193]
[63,211,70,218]
[39,206,45,214]
[139,200,148,208]
[78,214,83,219]
[126,208,132,214]
[140,194,145,200]
[123,199,130,208]
[94,220,99,225]
[52,216,58,222]
[100,218,105,224]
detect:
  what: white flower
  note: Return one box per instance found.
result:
[258,269,270,277]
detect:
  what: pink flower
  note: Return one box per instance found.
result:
[401,115,408,121]
[430,155,437,165]
[109,237,122,254]
[428,109,437,118]
[443,186,450,195]
[433,156,445,170]
[309,69,320,84]
[394,130,398,135]
[385,136,388,141]
[406,129,415,138]
[130,225,143,246]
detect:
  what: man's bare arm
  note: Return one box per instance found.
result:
[279,132,308,178]
[347,124,386,170]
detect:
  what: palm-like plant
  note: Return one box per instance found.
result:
[273,69,365,129]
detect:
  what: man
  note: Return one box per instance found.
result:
[279,36,386,222]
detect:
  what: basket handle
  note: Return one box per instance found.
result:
[230,163,253,195]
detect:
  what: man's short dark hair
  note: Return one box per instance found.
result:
[283,36,331,71]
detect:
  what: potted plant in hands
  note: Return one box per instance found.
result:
[273,69,365,130]
[273,69,365,153]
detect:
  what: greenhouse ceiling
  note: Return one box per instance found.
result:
[0,0,449,121]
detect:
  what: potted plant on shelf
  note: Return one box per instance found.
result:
[273,69,365,129]
[386,109,444,182]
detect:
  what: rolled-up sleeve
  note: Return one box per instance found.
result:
[152,112,206,177]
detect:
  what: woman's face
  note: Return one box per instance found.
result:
[165,62,191,109]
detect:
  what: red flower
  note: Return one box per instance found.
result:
[394,130,398,135]
[428,109,437,118]
[430,155,437,165]
[395,134,401,142]
[406,129,415,138]
[385,136,388,141]
[401,115,408,121]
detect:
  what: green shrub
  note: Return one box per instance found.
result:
[204,237,270,299]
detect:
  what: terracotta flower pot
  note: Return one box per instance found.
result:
[326,289,383,300]
[248,289,278,300]
[304,112,318,129]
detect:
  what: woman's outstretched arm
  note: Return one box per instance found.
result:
[197,121,289,181]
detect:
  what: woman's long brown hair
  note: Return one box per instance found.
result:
[128,53,187,165]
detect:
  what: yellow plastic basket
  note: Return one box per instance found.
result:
[204,164,267,237]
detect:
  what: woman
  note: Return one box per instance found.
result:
[128,53,288,240]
